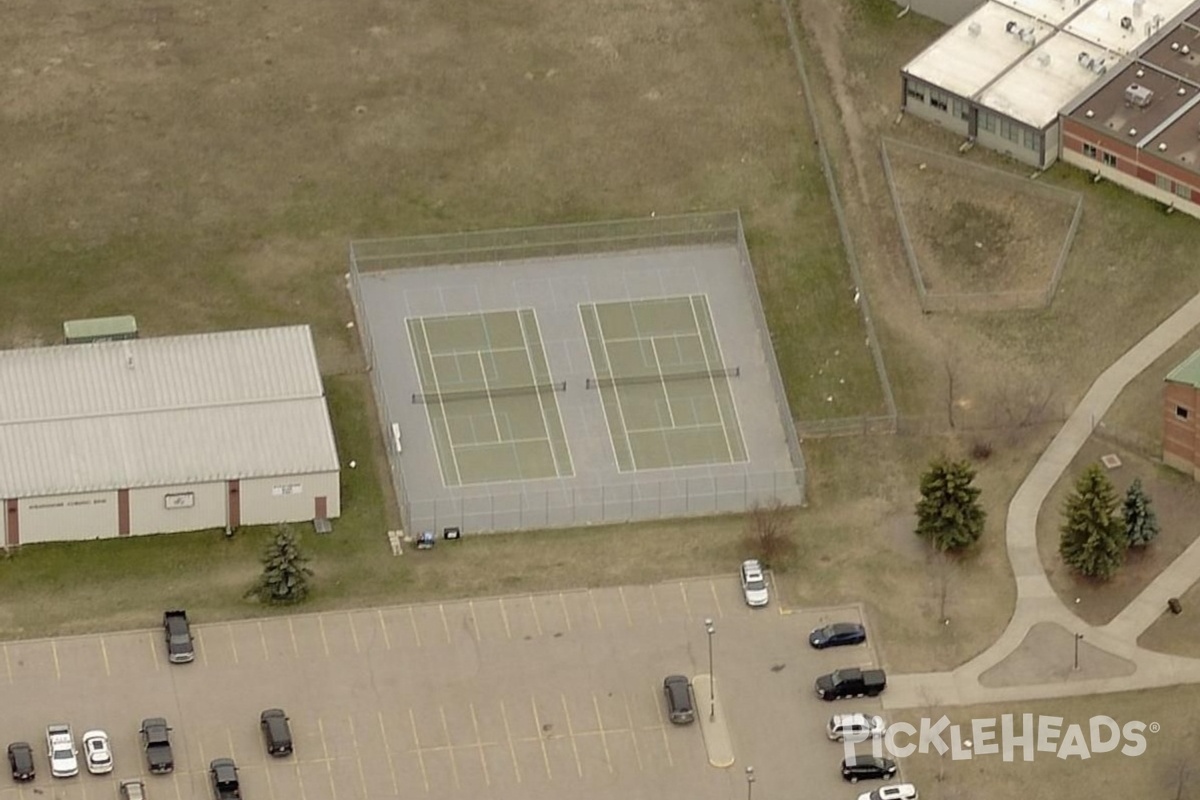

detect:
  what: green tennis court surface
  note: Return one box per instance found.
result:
[579,295,747,471]
[407,310,573,487]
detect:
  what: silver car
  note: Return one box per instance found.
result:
[739,559,769,607]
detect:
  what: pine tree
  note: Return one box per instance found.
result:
[248,527,314,605]
[1122,478,1161,547]
[915,457,986,551]
[1059,464,1125,579]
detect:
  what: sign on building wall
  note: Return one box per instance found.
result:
[272,483,303,497]
[164,492,196,509]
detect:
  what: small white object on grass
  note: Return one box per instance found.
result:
[349,460,357,469]
[826,395,834,402]
[346,321,355,329]
[1075,597,1081,604]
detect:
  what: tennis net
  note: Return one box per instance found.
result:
[411,381,567,404]
[585,366,740,390]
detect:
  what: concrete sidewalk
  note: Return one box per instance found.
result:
[884,291,1200,709]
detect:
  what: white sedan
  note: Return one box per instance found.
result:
[739,559,769,607]
[858,784,919,800]
[82,730,113,775]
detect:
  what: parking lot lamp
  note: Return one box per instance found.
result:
[746,765,755,800]
[705,617,716,720]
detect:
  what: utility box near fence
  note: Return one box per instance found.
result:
[64,315,139,344]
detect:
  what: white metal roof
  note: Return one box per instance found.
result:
[904,3,1054,99]
[904,0,1200,130]
[0,326,340,497]
[980,32,1126,125]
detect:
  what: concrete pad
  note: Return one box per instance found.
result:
[979,622,1136,686]
[691,674,735,767]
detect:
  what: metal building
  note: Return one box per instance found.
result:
[0,326,341,546]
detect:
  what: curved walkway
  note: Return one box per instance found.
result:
[884,291,1200,710]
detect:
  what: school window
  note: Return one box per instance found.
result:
[979,111,997,133]
[1082,143,1097,158]
[1157,174,1171,191]
[928,88,949,111]
[1023,129,1038,150]
[1177,405,1191,421]
[998,118,1023,144]
[1102,152,1117,167]
[1176,182,1192,199]
[951,98,969,120]
[906,82,926,102]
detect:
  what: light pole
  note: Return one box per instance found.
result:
[705,617,716,720]
[1074,633,1084,670]
[746,765,755,800]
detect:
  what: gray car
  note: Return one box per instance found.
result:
[663,675,695,724]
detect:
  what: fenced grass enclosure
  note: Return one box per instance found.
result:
[347,211,808,535]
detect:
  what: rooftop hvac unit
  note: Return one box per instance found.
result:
[1078,51,1093,68]
[1121,16,1133,30]
[1037,52,1051,66]
[1126,83,1154,107]
[968,20,982,35]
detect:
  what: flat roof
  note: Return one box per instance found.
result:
[994,0,1081,26]
[981,31,1126,126]
[1067,60,1194,135]
[1167,348,1200,385]
[1141,28,1200,80]
[1064,0,1195,55]
[0,326,340,497]
[904,3,1055,99]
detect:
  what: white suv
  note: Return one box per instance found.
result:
[827,712,886,742]
[739,559,769,607]
[46,724,79,778]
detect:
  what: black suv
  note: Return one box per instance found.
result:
[663,675,695,724]
[841,754,898,783]
[7,741,35,781]
[210,758,241,800]
[260,709,294,756]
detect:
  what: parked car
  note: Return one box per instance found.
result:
[815,667,887,700]
[119,778,148,800]
[809,622,867,649]
[663,675,695,724]
[45,724,79,778]
[857,783,919,800]
[827,713,886,742]
[82,730,113,775]
[139,718,174,774]
[209,758,241,800]
[842,754,898,783]
[163,610,195,664]
[260,709,294,756]
[7,741,35,781]
[739,559,769,607]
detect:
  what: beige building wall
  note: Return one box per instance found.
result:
[128,481,227,535]
[18,492,118,543]
[239,472,341,526]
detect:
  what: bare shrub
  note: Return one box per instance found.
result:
[742,500,799,570]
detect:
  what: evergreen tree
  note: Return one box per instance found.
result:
[915,457,986,551]
[248,527,314,605]
[1059,464,1125,579]
[1122,478,1161,547]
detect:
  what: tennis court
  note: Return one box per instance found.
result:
[579,295,747,471]
[406,309,573,486]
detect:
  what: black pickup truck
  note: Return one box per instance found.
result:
[163,610,195,664]
[139,718,174,774]
[815,667,887,701]
[210,758,242,799]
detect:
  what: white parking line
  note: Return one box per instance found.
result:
[409,708,430,791]
[347,612,360,654]
[680,582,693,620]
[288,619,300,658]
[377,711,400,795]
[318,717,337,800]
[588,590,602,630]
[377,610,393,651]
[653,689,674,767]
[710,580,725,619]
[440,706,460,789]
[651,585,663,625]
[408,607,422,648]
[530,696,552,779]
[51,641,61,679]
[559,594,572,632]
[258,621,270,661]
[319,616,330,657]
[499,599,512,639]
[99,638,111,676]
[294,760,308,800]
[171,770,183,800]
[619,587,634,627]
[593,694,613,773]
[348,716,369,799]
[439,604,451,644]
[227,625,239,665]
[623,695,644,771]
[561,693,583,777]
[469,703,491,786]
[3,644,12,683]
[529,596,542,637]
[500,700,522,784]
[467,601,480,642]
[264,757,277,800]
[149,634,161,670]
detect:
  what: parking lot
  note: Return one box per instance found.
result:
[0,579,884,800]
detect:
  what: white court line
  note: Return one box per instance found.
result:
[476,352,504,443]
[589,304,638,471]
[518,309,562,476]
[624,421,728,435]
[455,434,556,448]
[649,338,677,427]
[409,317,461,487]
[689,294,736,461]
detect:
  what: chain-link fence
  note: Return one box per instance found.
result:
[347,211,807,533]
[880,137,1084,314]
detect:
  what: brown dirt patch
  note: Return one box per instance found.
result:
[1037,438,1200,625]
